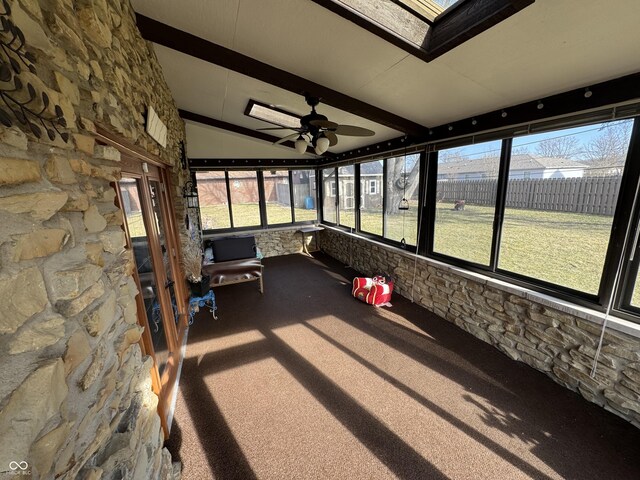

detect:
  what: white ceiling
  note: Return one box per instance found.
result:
[132,0,640,159]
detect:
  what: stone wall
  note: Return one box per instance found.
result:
[255,228,317,258]
[206,227,318,259]
[0,0,186,478]
[319,228,640,428]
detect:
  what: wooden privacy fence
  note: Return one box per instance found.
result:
[437,176,622,216]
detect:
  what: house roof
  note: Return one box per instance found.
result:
[437,154,587,175]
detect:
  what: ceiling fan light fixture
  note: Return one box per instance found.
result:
[315,135,330,155]
[295,136,308,154]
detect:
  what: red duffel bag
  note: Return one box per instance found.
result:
[352,275,393,306]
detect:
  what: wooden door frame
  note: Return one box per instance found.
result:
[101,126,188,439]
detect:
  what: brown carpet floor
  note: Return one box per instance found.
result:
[166,253,640,480]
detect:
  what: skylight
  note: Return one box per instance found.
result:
[245,100,301,129]
[337,0,431,46]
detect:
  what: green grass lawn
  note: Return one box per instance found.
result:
[434,203,614,294]
[337,208,418,245]
[128,201,640,301]
[200,203,318,230]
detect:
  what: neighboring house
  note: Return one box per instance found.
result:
[437,154,586,180]
[333,162,384,210]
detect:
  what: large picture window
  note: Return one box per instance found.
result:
[322,168,337,224]
[385,154,420,245]
[228,171,261,228]
[196,171,232,230]
[292,169,317,222]
[314,114,640,321]
[339,165,356,228]
[360,160,384,236]
[433,140,502,265]
[264,170,293,225]
[498,120,633,294]
[197,168,318,232]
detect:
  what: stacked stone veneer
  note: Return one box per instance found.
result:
[255,228,317,258]
[207,227,318,259]
[319,228,640,428]
[0,0,188,478]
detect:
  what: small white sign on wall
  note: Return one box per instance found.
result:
[146,106,167,148]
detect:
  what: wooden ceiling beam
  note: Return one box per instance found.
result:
[136,14,428,137]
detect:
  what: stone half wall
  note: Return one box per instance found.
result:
[0,0,185,479]
[255,228,317,258]
[206,227,318,259]
[319,228,640,428]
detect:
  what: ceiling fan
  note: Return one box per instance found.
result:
[259,95,375,155]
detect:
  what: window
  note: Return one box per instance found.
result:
[197,168,318,232]
[228,171,261,228]
[196,171,231,230]
[322,168,337,224]
[498,120,634,294]
[339,165,355,228]
[292,169,317,222]
[265,170,292,225]
[433,140,502,265]
[385,154,420,245]
[360,160,384,236]
[245,100,300,129]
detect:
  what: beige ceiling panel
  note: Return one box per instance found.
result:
[356,55,504,127]
[232,0,409,94]
[186,121,309,159]
[219,72,402,153]
[153,45,229,119]
[434,0,640,110]
[131,0,239,48]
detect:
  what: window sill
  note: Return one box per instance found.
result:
[322,225,640,340]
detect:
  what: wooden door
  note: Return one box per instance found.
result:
[115,156,187,438]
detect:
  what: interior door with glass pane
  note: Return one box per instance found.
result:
[149,180,180,320]
[148,173,189,341]
[116,158,185,438]
[119,177,174,376]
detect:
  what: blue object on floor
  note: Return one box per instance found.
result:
[304,196,314,209]
[189,289,217,324]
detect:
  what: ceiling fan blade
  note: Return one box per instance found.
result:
[325,131,338,146]
[334,125,375,136]
[309,119,339,129]
[274,133,299,145]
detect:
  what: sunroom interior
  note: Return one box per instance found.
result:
[134,0,640,478]
[2,0,640,479]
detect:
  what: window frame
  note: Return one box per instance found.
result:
[338,165,356,229]
[320,167,339,226]
[197,168,319,234]
[423,117,640,316]
[263,170,294,227]
[428,138,505,269]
